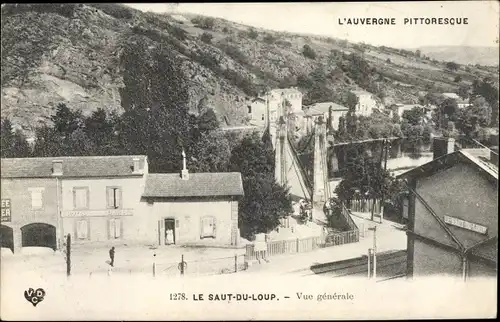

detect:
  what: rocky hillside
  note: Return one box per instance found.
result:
[1,4,498,136]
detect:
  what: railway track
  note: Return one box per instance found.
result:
[305,249,407,279]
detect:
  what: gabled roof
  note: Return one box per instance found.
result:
[305,102,348,116]
[142,172,244,198]
[1,155,147,178]
[397,149,498,183]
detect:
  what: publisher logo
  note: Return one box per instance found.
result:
[24,288,46,307]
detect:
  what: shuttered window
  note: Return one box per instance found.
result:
[108,219,122,239]
[73,187,89,210]
[106,187,122,209]
[76,220,89,240]
[200,216,216,239]
[31,190,43,210]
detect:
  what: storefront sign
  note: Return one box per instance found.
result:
[1,199,11,222]
[443,215,488,235]
[62,209,134,218]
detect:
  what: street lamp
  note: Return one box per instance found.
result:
[368,226,377,279]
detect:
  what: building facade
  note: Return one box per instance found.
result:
[400,139,498,280]
[442,92,471,108]
[352,90,382,116]
[1,154,245,252]
[142,171,244,247]
[247,87,303,127]
[1,156,149,251]
[304,102,349,133]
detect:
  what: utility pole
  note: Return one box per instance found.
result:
[368,226,377,280]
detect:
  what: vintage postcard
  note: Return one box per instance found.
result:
[0,1,498,320]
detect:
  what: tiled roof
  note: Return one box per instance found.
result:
[142,172,244,198]
[305,102,348,116]
[1,155,147,178]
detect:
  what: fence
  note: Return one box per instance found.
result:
[340,202,359,231]
[349,198,382,214]
[245,229,360,261]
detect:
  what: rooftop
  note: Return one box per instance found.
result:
[1,155,147,178]
[397,148,498,182]
[305,102,348,116]
[142,172,244,198]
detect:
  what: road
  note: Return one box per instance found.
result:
[244,215,407,275]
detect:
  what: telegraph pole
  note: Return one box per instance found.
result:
[368,226,377,279]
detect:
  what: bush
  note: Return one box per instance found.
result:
[446,61,459,71]
[219,44,248,65]
[200,32,213,44]
[194,53,220,70]
[302,44,317,60]
[263,34,276,44]
[247,28,259,39]
[454,75,462,82]
[192,17,215,30]
[89,3,134,19]
[222,27,229,33]
[168,25,187,41]
[222,69,257,96]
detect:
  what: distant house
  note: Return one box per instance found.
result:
[399,138,498,279]
[392,104,425,118]
[247,87,303,127]
[304,102,349,133]
[351,90,383,116]
[442,92,471,108]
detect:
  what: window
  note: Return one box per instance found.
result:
[76,220,89,240]
[106,187,122,209]
[261,114,265,120]
[30,190,43,210]
[200,216,216,239]
[247,106,252,114]
[108,218,122,239]
[73,187,89,210]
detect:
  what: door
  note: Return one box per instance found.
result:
[164,218,175,245]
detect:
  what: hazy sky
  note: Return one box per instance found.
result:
[125,2,499,48]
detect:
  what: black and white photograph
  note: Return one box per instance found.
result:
[0,1,498,320]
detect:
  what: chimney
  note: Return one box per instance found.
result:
[132,157,141,174]
[181,149,189,180]
[52,160,63,176]
[433,137,455,159]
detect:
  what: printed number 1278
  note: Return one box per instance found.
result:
[170,293,187,300]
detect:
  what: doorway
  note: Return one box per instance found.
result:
[164,218,175,245]
[20,223,57,250]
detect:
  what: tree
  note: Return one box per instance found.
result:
[229,133,292,240]
[238,174,293,240]
[455,97,492,137]
[51,103,83,137]
[229,133,274,178]
[401,107,425,126]
[188,130,231,173]
[472,78,499,126]
[302,44,316,60]
[458,84,470,100]
[0,119,31,158]
[446,61,459,71]
[454,75,462,82]
[415,49,421,57]
[200,32,213,44]
[197,109,219,133]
